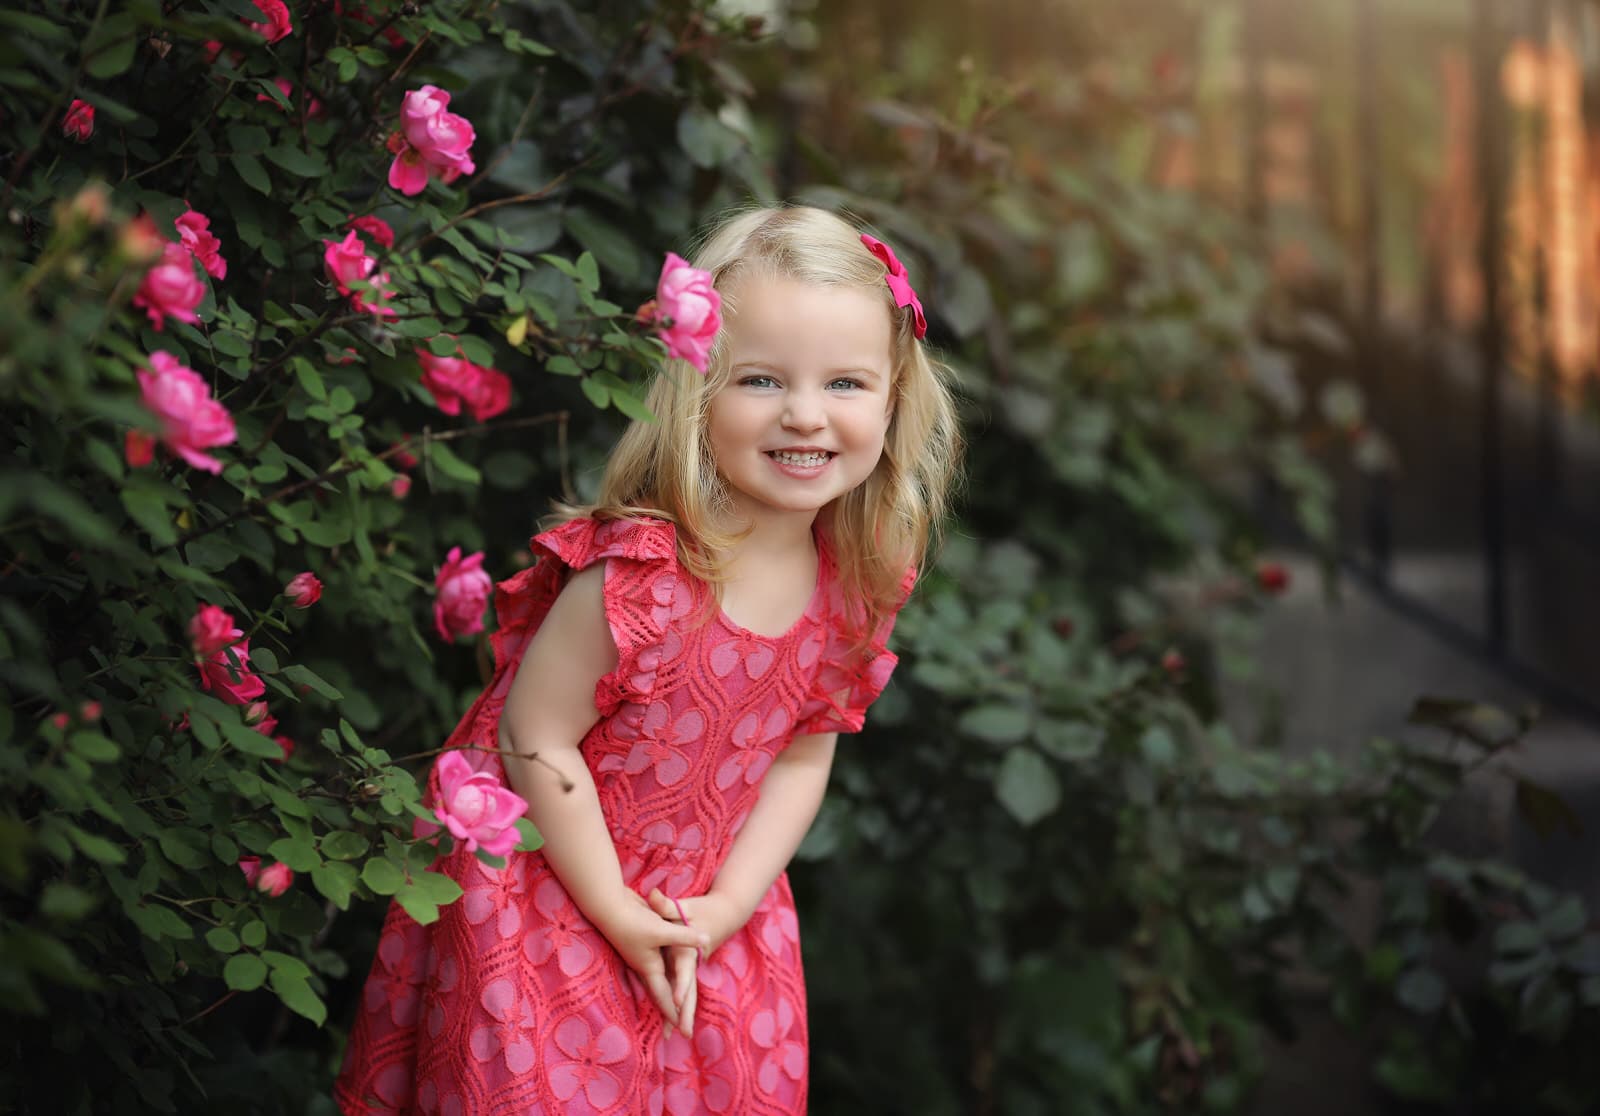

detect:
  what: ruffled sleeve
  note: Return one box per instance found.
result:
[794,565,917,736]
[493,516,682,718]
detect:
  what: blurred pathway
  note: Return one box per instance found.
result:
[1226,551,1600,1115]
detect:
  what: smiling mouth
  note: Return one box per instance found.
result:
[767,450,834,467]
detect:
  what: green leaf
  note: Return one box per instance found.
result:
[263,145,328,177]
[563,214,638,285]
[1516,777,1583,839]
[261,949,310,979]
[240,920,267,949]
[514,818,543,854]
[230,152,272,196]
[609,387,654,423]
[1539,896,1587,941]
[361,858,405,896]
[280,664,343,700]
[425,442,481,486]
[206,927,241,953]
[85,31,137,78]
[411,870,463,905]
[487,139,546,193]
[320,830,369,860]
[223,954,267,992]
[958,704,1031,744]
[580,377,610,408]
[68,731,120,763]
[38,882,97,921]
[267,965,326,1023]
[267,837,320,872]
[293,358,328,401]
[311,861,358,909]
[120,483,178,546]
[66,825,125,864]
[1137,725,1177,766]
[129,902,194,942]
[1396,967,1446,1015]
[1495,921,1543,955]
[677,107,743,169]
[0,10,71,41]
[395,886,439,926]
[993,748,1061,826]
[157,830,206,869]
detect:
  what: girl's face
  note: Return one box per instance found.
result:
[707,273,894,528]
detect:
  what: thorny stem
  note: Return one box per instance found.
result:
[395,742,576,794]
[412,159,596,251]
[161,410,569,551]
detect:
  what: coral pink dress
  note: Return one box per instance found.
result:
[336,516,909,1115]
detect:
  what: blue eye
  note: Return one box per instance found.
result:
[739,375,777,389]
[827,377,864,391]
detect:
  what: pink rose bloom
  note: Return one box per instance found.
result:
[133,243,207,331]
[322,230,396,318]
[433,546,492,641]
[136,351,236,473]
[417,349,512,422]
[246,0,293,42]
[245,701,278,738]
[124,429,155,468]
[348,213,395,249]
[175,207,227,280]
[387,85,475,196]
[117,214,165,267]
[652,253,721,373]
[189,603,239,658]
[256,862,293,897]
[49,712,70,730]
[80,700,103,722]
[390,474,412,500]
[62,99,94,142]
[432,751,528,857]
[238,856,263,886]
[274,735,295,763]
[198,638,266,704]
[285,571,322,608]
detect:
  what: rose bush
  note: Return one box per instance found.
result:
[0,0,772,1110]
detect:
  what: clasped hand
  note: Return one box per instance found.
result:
[595,886,737,1039]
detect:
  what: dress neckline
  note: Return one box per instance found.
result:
[713,526,829,643]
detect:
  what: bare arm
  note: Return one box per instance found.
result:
[698,730,839,952]
[498,563,704,1020]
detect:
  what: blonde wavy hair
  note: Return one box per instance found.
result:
[551,205,963,643]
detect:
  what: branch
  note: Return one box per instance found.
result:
[162,410,569,551]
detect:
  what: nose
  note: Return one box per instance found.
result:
[781,388,826,433]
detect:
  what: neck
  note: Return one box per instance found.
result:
[717,502,820,560]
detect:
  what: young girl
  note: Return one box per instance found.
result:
[336,205,961,1115]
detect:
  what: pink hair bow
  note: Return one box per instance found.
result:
[860,233,927,339]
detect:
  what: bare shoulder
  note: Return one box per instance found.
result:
[529,562,613,663]
[501,563,618,752]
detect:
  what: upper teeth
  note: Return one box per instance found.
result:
[772,450,828,466]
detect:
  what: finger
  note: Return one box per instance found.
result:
[647,888,676,919]
[680,962,699,1037]
[646,968,678,1027]
[671,946,695,1012]
[659,921,707,953]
